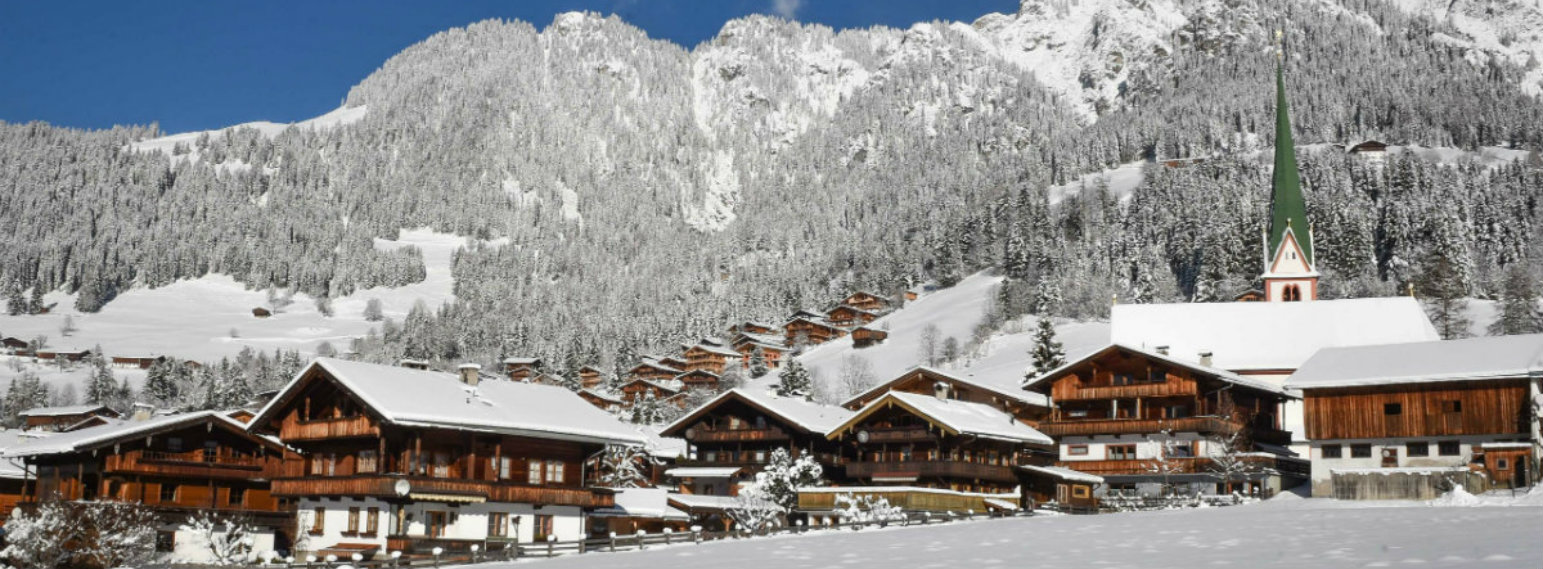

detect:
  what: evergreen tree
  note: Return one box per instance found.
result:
[1416,249,1473,340]
[1028,316,1066,378]
[85,354,118,405]
[1488,264,1543,336]
[748,347,769,378]
[27,287,44,315]
[142,360,180,408]
[775,358,813,399]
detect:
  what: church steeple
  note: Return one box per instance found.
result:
[1261,30,1318,302]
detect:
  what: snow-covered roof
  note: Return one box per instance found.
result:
[632,424,688,459]
[1024,343,1292,396]
[1479,442,1534,450]
[502,357,541,365]
[579,388,624,404]
[1330,466,1470,475]
[668,493,766,512]
[252,358,646,446]
[1286,334,1543,390]
[3,411,277,458]
[733,332,787,350]
[18,404,115,418]
[833,391,1053,445]
[633,358,684,374]
[590,488,690,520]
[686,343,743,358]
[841,366,1050,409]
[660,388,852,437]
[1019,464,1104,484]
[1110,297,1439,372]
[623,377,682,393]
[665,467,743,478]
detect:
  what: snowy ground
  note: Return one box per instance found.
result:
[480,492,1543,569]
[0,228,505,372]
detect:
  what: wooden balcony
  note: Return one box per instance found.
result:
[844,460,1017,483]
[1054,378,1199,401]
[684,426,789,443]
[861,427,937,444]
[280,415,379,441]
[1058,454,1309,477]
[1039,415,1294,442]
[104,450,266,479]
[270,475,612,508]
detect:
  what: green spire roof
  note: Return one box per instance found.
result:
[1267,58,1312,268]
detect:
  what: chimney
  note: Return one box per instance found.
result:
[1155,345,1170,356]
[131,402,155,422]
[458,363,482,387]
[933,381,951,401]
[1199,351,1214,367]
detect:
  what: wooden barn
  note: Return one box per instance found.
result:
[502,357,542,382]
[851,326,888,348]
[19,404,121,432]
[1286,335,1542,498]
[0,336,29,355]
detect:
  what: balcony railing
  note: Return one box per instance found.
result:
[280,415,379,441]
[684,426,789,443]
[104,450,266,479]
[860,427,937,444]
[1057,454,1309,477]
[843,460,1018,483]
[1055,379,1199,401]
[269,476,612,508]
[1039,416,1291,445]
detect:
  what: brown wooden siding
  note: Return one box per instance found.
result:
[1302,380,1529,440]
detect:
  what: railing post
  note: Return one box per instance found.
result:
[609,531,617,552]
[547,534,556,556]
[636,529,647,550]
[663,528,673,545]
[691,525,702,544]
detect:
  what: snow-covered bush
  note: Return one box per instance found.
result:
[0,501,82,569]
[833,494,906,527]
[82,502,161,569]
[186,511,259,565]
[727,448,826,532]
[1,501,159,569]
[594,444,661,488]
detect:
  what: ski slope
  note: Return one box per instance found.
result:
[0,228,503,368]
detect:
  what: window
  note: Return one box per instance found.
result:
[534,514,554,542]
[488,512,508,538]
[229,487,246,506]
[546,460,565,483]
[1322,444,1343,459]
[432,452,450,478]
[156,531,176,553]
[347,508,360,534]
[1107,445,1137,460]
[357,450,378,474]
[702,451,717,462]
[528,459,543,484]
[1068,409,1089,418]
[365,508,379,535]
[499,456,512,480]
[1441,400,1462,413]
[1406,442,1429,457]
[1383,403,1402,415]
[167,437,183,452]
[1497,458,1510,470]
[160,483,178,503]
[1351,444,1372,458]
[1166,405,1189,419]
[1072,485,1090,499]
[311,453,337,476]
[1168,444,1195,458]
[310,507,325,535]
[1067,445,1089,456]
[204,440,219,462]
[1438,441,1461,456]
[754,451,766,463]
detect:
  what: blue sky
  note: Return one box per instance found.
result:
[0,1,1016,134]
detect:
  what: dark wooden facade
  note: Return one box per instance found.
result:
[785,317,842,346]
[828,401,1046,494]
[843,368,1048,425]
[839,292,891,313]
[1300,379,1530,441]
[675,370,721,392]
[20,405,121,432]
[577,366,604,390]
[503,358,542,382]
[826,305,878,328]
[629,361,683,382]
[619,379,681,406]
[660,393,841,487]
[851,327,888,348]
[681,345,739,375]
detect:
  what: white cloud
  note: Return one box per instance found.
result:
[771,0,802,20]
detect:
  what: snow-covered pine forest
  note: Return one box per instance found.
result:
[4,0,1543,384]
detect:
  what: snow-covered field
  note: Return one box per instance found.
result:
[0,229,503,369]
[483,493,1543,569]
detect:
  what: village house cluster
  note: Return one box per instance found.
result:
[0,46,1539,567]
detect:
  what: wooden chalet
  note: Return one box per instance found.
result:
[619,378,683,406]
[731,333,787,369]
[838,291,891,313]
[675,369,721,392]
[576,388,624,412]
[577,366,605,390]
[629,358,684,382]
[252,307,272,318]
[851,326,888,348]
[826,304,880,328]
[4,411,298,562]
[247,358,647,557]
[729,322,778,337]
[1018,464,1102,513]
[502,357,542,382]
[111,355,167,370]
[659,388,850,493]
[19,404,121,432]
[32,348,90,363]
[784,315,843,347]
[1286,335,1542,499]
[681,342,743,375]
[0,337,29,355]
[827,391,1054,495]
[842,367,1050,425]
[1023,344,1305,497]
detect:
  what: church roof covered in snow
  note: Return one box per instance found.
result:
[1110,297,1438,373]
[1286,334,1543,389]
[251,358,646,446]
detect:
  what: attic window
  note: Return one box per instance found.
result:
[1383,403,1402,416]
